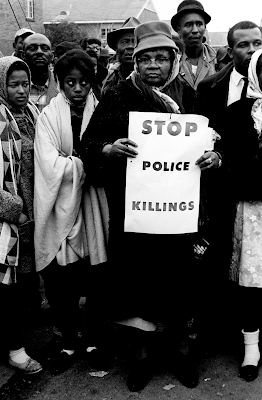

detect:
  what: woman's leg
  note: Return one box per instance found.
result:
[41,259,82,374]
[0,282,42,374]
[239,286,260,381]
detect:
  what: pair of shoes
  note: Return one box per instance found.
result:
[9,357,43,374]
[50,351,76,375]
[239,365,259,382]
[126,356,154,392]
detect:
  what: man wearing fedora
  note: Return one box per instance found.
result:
[102,17,140,94]
[171,0,216,90]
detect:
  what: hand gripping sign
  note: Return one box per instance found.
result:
[124,112,211,234]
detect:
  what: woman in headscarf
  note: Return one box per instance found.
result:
[34,49,108,376]
[0,56,42,374]
[216,48,262,382]
[81,21,221,391]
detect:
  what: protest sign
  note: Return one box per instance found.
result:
[124,112,211,234]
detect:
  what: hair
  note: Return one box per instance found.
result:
[80,37,101,50]
[227,21,260,48]
[54,49,95,88]
[55,41,82,59]
[7,61,30,81]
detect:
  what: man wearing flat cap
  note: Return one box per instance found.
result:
[102,17,140,94]
[171,0,216,90]
[12,27,35,58]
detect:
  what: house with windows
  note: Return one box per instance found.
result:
[42,0,159,48]
[0,0,44,55]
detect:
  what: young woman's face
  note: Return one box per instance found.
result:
[63,68,91,106]
[7,70,29,108]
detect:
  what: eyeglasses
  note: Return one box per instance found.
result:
[137,57,170,67]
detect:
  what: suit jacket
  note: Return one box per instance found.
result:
[180,43,216,91]
[197,61,234,128]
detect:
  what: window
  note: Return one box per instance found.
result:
[27,0,34,20]
[101,28,112,38]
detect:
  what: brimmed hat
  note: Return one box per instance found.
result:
[216,45,229,63]
[107,17,140,50]
[171,0,211,31]
[14,27,35,41]
[133,21,178,59]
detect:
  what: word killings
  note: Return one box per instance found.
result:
[142,120,198,136]
[132,201,195,212]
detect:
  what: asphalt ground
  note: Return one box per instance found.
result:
[1,298,262,400]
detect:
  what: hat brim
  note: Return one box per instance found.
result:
[171,9,211,30]
[133,36,178,58]
[107,27,135,50]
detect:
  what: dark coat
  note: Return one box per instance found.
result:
[216,97,262,200]
[197,62,234,128]
[81,78,208,324]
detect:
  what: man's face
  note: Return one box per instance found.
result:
[116,32,135,66]
[86,43,101,58]
[228,28,262,76]
[23,34,53,68]
[13,33,33,58]
[177,12,206,49]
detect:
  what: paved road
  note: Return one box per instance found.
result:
[1,301,262,400]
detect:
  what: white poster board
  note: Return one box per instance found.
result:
[124,112,211,234]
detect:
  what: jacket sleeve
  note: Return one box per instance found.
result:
[0,189,23,223]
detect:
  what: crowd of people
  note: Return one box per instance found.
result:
[1,0,262,393]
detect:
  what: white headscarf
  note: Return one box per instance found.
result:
[247,48,262,138]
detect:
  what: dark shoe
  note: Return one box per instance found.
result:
[50,351,76,375]
[176,353,199,388]
[126,357,154,392]
[37,334,63,364]
[239,365,258,382]
[179,363,199,388]
[86,348,110,371]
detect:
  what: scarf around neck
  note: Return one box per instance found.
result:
[247,48,262,138]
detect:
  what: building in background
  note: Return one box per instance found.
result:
[42,0,159,49]
[0,0,44,55]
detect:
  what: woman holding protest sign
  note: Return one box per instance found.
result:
[81,21,221,391]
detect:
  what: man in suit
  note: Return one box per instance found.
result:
[196,21,262,356]
[198,20,262,128]
[171,0,216,90]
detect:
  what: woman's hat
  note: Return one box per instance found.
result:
[107,17,140,50]
[171,0,211,31]
[133,21,178,58]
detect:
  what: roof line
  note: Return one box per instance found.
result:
[43,20,126,24]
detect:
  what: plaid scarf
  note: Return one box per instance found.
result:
[0,104,21,284]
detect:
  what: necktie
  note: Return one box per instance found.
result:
[241,77,248,100]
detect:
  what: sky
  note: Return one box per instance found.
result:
[152,0,262,32]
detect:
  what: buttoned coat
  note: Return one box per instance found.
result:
[197,61,234,128]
